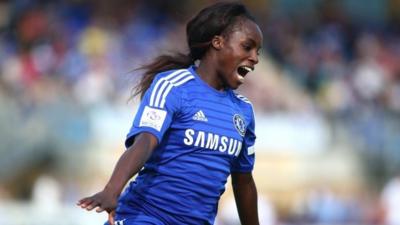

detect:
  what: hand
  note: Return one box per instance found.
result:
[77,190,118,214]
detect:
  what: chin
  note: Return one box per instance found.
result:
[229,82,241,90]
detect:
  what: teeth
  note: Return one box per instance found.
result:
[242,66,253,73]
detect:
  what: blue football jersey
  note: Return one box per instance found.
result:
[119,66,256,224]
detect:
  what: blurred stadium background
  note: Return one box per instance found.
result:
[0,0,399,224]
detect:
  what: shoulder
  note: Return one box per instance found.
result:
[232,91,255,118]
[153,68,195,85]
[233,92,252,104]
[232,92,254,109]
[147,68,195,108]
[150,68,196,92]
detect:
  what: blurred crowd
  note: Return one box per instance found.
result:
[259,0,400,190]
[0,0,400,224]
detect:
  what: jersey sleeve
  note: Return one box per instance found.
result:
[231,109,256,172]
[125,72,185,148]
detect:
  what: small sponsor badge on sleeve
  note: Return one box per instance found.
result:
[139,106,167,131]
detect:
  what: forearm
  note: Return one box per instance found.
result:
[232,172,259,225]
[104,132,157,196]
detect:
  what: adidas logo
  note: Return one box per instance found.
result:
[192,110,208,122]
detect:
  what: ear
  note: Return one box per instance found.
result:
[211,35,224,50]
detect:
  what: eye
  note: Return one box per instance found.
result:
[241,43,252,52]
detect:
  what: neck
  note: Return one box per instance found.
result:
[196,60,224,91]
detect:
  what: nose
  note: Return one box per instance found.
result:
[249,50,259,65]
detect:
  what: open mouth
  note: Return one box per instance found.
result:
[237,66,254,80]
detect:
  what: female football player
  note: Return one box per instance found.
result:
[78,2,263,224]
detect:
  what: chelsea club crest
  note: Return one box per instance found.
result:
[233,114,246,137]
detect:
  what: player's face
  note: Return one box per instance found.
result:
[216,18,263,90]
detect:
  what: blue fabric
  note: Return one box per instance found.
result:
[104,214,163,225]
[121,66,256,224]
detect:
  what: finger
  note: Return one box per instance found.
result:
[77,197,89,205]
[96,206,105,213]
[79,198,94,208]
[86,201,100,210]
[108,210,116,225]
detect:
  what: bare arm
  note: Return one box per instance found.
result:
[231,172,259,225]
[77,132,158,213]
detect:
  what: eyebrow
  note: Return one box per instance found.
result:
[246,38,262,49]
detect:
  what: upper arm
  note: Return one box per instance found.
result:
[125,70,194,147]
[127,132,159,153]
[231,172,254,187]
